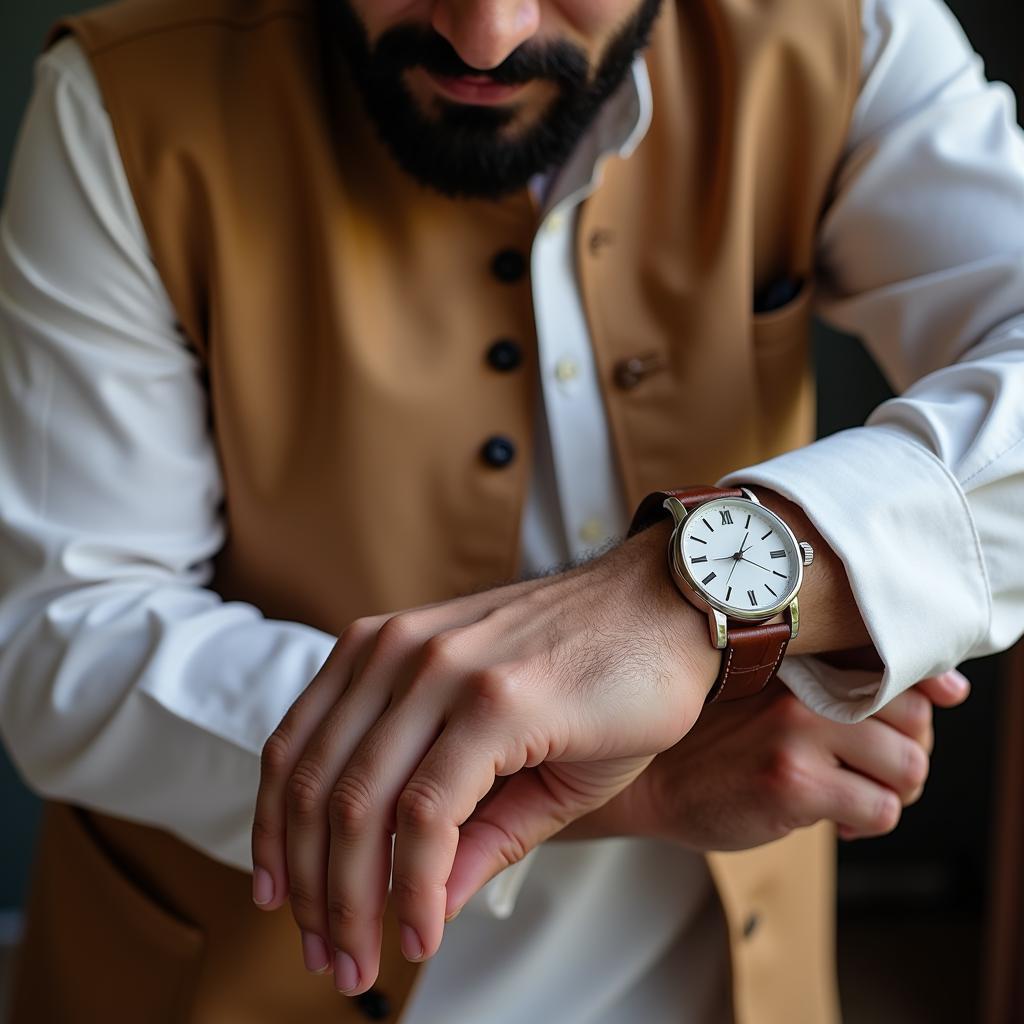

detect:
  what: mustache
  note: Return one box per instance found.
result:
[371,25,590,87]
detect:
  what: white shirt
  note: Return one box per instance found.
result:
[1,1,1023,1021]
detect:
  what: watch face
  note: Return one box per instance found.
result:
[674,497,802,619]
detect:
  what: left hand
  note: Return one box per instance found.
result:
[251,521,718,994]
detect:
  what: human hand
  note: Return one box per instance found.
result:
[548,670,970,851]
[250,522,719,994]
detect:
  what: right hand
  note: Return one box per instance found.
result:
[554,671,970,850]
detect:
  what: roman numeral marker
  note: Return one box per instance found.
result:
[765,584,777,598]
[770,550,787,559]
[691,556,709,564]
[703,518,714,532]
[761,530,773,541]
[702,572,717,586]
[747,590,757,607]
[720,510,734,525]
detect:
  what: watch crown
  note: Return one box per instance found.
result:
[799,541,814,567]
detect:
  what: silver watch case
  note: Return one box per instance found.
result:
[663,488,811,650]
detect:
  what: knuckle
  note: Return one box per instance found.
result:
[397,780,445,833]
[261,729,294,775]
[328,774,376,834]
[340,616,380,650]
[390,872,434,906]
[770,693,814,732]
[759,746,815,828]
[903,691,933,737]
[326,895,361,929]
[900,743,930,798]
[376,613,420,653]
[286,760,331,817]
[251,815,283,844]
[287,880,322,919]
[469,665,519,706]
[419,631,464,675]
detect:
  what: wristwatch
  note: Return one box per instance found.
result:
[628,486,814,704]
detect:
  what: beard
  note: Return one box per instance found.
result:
[326,0,663,200]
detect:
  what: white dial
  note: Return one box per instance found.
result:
[676,498,801,617]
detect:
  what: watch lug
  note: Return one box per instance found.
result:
[663,496,689,528]
[740,487,761,505]
[709,608,728,650]
[786,596,800,640]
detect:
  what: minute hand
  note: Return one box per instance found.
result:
[740,556,774,573]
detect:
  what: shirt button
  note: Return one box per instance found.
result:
[578,518,605,545]
[355,988,392,1019]
[544,211,566,234]
[486,338,523,372]
[554,358,579,383]
[481,436,517,468]
[491,248,527,284]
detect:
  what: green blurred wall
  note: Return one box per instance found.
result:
[0,0,1020,913]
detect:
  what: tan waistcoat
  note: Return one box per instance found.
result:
[13,1,861,1021]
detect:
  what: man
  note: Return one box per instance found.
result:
[0,0,1020,1022]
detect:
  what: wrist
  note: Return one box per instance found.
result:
[632,518,721,704]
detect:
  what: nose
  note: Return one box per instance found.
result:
[431,1,541,70]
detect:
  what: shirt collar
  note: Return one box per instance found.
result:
[534,55,653,215]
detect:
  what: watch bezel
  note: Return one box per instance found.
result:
[669,497,804,621]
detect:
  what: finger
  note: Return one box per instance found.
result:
[443,755,650,920]
[805,762,903,839]
[252,622,377,913]
[872,688,934,751]
[389,713,512,970]
[828,717,930,806]
[915,669,971,709]
[283,670,395,965]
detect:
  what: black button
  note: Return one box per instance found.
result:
[486,338,523,372]
[491,249,527,284]
[743,912,761,939]
[355,988,392,1020]
[481,436,516,468]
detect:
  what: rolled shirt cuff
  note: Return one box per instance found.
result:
[718,425,991,722]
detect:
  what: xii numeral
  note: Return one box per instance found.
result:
[719,510,734,526]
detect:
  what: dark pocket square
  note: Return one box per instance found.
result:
[754,277,804,314]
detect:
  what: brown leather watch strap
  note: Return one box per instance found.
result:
[628,487,746,537]
[705,621,791,704]
[628,486,792,704]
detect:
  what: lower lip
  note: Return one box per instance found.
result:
[425,72,526,106]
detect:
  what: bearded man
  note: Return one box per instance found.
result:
[0,0,1020,1022]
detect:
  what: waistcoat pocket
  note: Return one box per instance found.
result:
[9,802,205,1024]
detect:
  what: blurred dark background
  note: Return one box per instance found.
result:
[0,2,1022,1022]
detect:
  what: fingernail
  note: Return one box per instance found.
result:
[252,866,274,906]
[400,923,424,961]
[301,931,331,974]
[334,950,359,993]
[444,906,462,924]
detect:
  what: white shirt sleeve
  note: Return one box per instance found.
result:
[0,37,336,871]
[720,0,1024,722]
[0,39,526,918]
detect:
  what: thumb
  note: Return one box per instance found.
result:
[444,759,648,919]
[915,669,971,709]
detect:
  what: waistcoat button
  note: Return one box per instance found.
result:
[491,248,527,283]
[486,338,523,372]
[481,436,517,468]
[355,988,392,1020]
